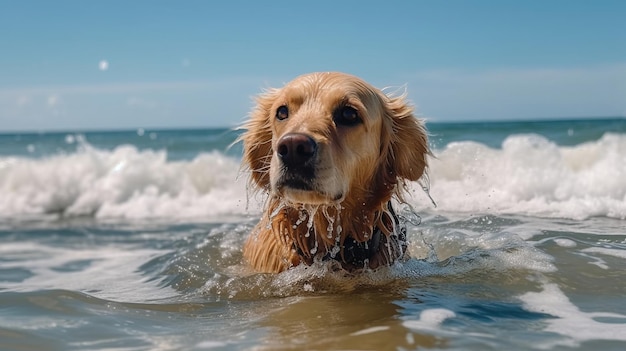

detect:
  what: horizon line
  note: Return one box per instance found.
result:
[1,116,624,135]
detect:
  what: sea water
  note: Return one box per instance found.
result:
[0,118,625,350]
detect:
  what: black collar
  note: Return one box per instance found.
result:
[296,201,406,270]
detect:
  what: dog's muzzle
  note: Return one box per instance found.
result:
[276,133,318,190]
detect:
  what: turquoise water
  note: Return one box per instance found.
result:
[428,117,626,148]
[0,128,242,160]
[3,117,622,159]
[1,118,625,350]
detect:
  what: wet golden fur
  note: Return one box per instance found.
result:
[241,72,429,273]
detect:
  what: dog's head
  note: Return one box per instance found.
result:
[242,72,428,207]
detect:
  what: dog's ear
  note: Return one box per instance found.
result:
[383,94,429,182]
[241,89,279,190]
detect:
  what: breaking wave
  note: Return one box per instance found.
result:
[0,132,624,220]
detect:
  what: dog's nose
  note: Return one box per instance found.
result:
[276,133,317,167]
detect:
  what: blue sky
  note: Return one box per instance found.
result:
[0,0,624,131]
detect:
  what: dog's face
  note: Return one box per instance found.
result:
[243,72,428,206]
[268,73,387,204]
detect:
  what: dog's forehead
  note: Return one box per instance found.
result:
[281,73,382,108]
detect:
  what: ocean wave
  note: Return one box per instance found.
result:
[0,133,624,220]
[410,132,626,220]
[0,141,255,220]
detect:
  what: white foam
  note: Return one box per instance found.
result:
[0,142,259,221]
[403,308,456,333]
[520,282,626,348]
[578,246,626,269]
[350,326,391,336]
[581,247,626,260]
[409,133,626,220]
[553,238,577,248]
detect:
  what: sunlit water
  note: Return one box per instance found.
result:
[1,118,625,350]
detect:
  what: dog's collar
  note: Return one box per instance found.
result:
[295,201,406,270]
[336,226,383,268]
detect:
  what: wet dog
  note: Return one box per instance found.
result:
[241,72,429,273]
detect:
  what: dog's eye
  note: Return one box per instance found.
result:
[276,105,289,120]
[334,106,361,126]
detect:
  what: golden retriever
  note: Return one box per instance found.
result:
[241,72,429,273]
